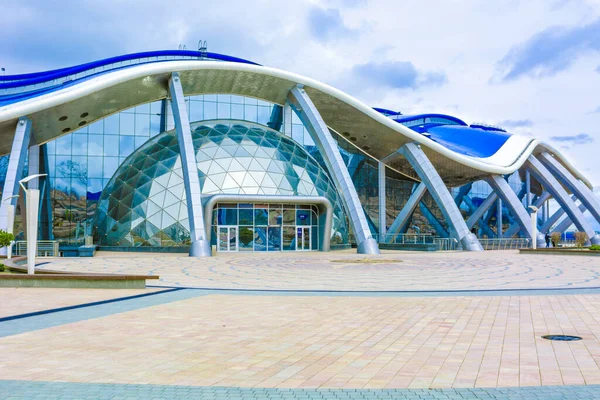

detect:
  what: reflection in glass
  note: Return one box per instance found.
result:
[254,208,268,226]
[268,227,281,251]
[239,226,253,251]
[254,227,267,251]
[283,226,295,251]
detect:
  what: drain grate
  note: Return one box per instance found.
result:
[542,334,582,342]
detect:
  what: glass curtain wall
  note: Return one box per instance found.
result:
[212,203,319,251]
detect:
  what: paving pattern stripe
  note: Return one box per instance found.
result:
[147,284,600,297]
[1,380,599,399]
[0,288,182,323]
[0,289,208,338]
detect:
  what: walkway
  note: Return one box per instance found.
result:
[40,249,600,291]
[2,250,600,398]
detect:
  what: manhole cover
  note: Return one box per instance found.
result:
[542,335,582,342]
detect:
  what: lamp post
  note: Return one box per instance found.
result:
[19,174,46,274]
[528,205,539,250]
[2,195,19,259]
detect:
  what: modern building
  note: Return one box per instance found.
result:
[0,49,599,256]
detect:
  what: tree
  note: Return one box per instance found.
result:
[575,232,588,248]
[0,229,15,248]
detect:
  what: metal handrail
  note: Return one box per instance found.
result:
[13,240,59,257]
[478,238,530,250]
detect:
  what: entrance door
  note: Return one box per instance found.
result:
[296,226,311,251]
[218,226,238,252]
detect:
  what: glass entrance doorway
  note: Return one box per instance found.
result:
[213,203,320,252]
[296,227,311,251]
[218,226,238,252]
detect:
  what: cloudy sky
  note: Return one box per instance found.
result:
[2,0,600,193]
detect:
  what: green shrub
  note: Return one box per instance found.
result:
[0,230,14,248]
[590,245,600,251]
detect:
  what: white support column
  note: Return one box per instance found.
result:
[539,152,600,226]
[399,143,482,251]
[168,72,211,257]
[385,182,427,243]
[287,85,379,254]
[525,155,599,245]
[378,162,386,243]
[486,175,545,247]
[28,145,40,189]
[0,118,31,255]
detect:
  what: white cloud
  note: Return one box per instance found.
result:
[1,0,600,188]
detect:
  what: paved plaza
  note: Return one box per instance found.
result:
[41,249,600,291]
[2,250,600,399]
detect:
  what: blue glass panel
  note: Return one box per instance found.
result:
[72,134,87,154]
[150,115,161,136]
[296,209,310,226]
[120,136,135,157]
[231,104,244,120]
[88,157,103,178]
[55,135,71,155]
[150,101,162,114]
[88,120,104,134]
[204,102,217,120]
[88,134,104,156]
[218,102,231,119]
[119,113,135,135]
[189,101,204,122]
[135,114,150,136]
[135,103,150,113]
[104,114,119,135]
[103,157,119,179]
[104,135,119,157]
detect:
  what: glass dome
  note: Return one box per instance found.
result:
[94,120,347,246]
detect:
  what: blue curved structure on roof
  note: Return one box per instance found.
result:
[0,49,531,169]
[0,50,259,107]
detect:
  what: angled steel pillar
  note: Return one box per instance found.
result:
[486,175,545,246]
[398,143,482,251]
[0,118,32,247]
[267,104,284,131]
[553,202,587,233]
[525,171,531,208]
[454,183,472,207]
[539,194,575,233]
[539,152,600,226]
[419,202,449,237]
[466,192,497,229]
[496,199,503,238]
[385,182,427,242]
[505,191,551,237]
[463,195,496,237]
[169,72,211,257]
[378,162,386,242]
[525,155,599,245]
[287,85,379,253]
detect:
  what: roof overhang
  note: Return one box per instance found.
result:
[0,60,591,188]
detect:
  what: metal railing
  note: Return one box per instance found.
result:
[14,241,60,257]
[478,238,530,250]
[375,234,459,251]
[433,238,459,251]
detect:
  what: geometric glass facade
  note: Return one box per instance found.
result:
[95,120,347,247]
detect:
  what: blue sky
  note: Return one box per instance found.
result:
[1,0,599,197]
